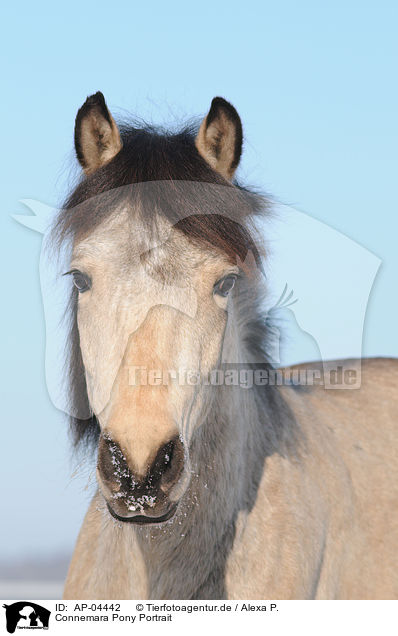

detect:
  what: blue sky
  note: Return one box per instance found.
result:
[1,1,397,560]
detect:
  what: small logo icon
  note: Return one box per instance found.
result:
[2,602,51,633]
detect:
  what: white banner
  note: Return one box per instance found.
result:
[1,599,396,635]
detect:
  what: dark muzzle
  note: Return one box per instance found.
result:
[97,433,185,523]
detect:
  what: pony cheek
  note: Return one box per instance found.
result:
[202,311,229,371]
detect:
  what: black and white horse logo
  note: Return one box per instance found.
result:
[2,602,50,633]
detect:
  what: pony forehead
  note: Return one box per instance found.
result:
[71,204,172,261]
[59,180,265,274]
[70,200,235,268]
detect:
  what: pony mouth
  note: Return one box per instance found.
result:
[106,502,178,525]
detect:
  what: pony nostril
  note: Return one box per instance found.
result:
[98,434,131,486]
[149,439,175,483]
[161,440,175,473]
[149,436,185,491]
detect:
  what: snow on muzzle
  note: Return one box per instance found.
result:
[96,432,187,523]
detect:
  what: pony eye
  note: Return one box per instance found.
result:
[213,274,237,297]
[71,270,91,293]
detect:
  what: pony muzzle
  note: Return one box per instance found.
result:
[96,433,187,523]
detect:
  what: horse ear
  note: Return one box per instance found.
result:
[195,97,243,180]
[74,92,122,175]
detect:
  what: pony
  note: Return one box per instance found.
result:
[54,92,398,599]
